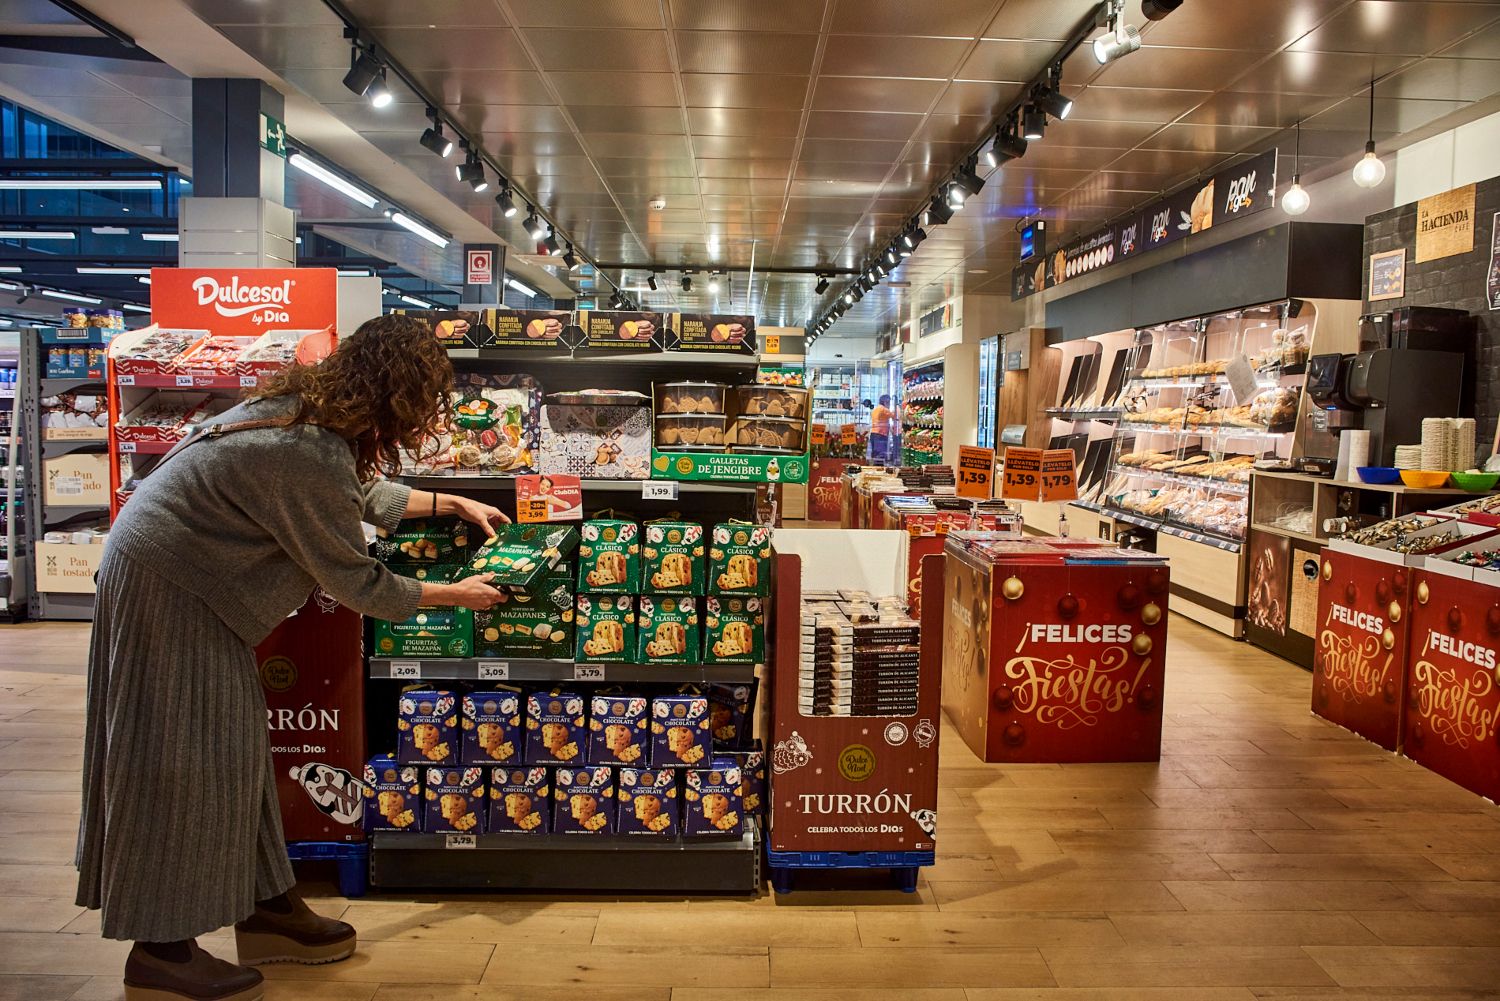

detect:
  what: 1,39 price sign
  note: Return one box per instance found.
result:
[1039,448,1079,502]
[956,445,995,499]
[1001,446,1043,501]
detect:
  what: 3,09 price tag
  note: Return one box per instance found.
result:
[1001,446,1043,501]
[956,445,995,499]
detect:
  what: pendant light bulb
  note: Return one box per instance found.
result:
[1352,144,1386,189]
[1282,176,1310,216]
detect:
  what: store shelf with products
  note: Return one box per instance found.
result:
[369,656,759,685]
[900,360,944,467]
[0,330,25,620]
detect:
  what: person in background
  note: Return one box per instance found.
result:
[76,315,506,1001]
[867,394,894,464]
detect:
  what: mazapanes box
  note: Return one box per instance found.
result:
[396,689,459,766]
[636,595,700,664]
[460,690,523,765]
[588,693,649,766]
[651,694,711,767]
[374,516,470,564]
[488,766,550,834]
[708,521,770,595]
[685,761,743,836]
[524,689,586,765]
[617,767,679,836]
[423,766,485,834]
[362,754,421,832]
[704,597,764,664]
[643,521,705,595]
[375,567,474,658]
[474,578,575,657]
[578,519,641,592]
[554,766,614,834]
[575,594,635,662]
[451,523,579,594]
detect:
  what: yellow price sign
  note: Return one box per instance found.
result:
[840,423,857,446]
[811,423,827,446]
[1001,446,1042,501]
[956,445,995,499]
[763,333,781,354]
[1039,449,1079,503]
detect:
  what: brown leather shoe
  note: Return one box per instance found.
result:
[124,942,264,1001]
[234,890,356,966]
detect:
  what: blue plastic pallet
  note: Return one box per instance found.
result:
[286,841,369,898]
[766,849,934,894]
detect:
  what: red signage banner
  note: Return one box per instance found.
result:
[151,268,338,336]
[1312,551,1410,751]
[808,457,855,522]
[515,473,582,522]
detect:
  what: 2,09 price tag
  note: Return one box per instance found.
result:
[388,661,421,680]
[1001,446,1043,501]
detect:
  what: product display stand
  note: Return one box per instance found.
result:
[901,360,944,466]
[0,330,24,620]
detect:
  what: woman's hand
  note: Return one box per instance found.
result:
[425,573,503,610]
[441,493,510,537]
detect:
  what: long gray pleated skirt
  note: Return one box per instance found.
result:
[75,550,296,942]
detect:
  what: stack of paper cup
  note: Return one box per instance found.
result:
[1394,445,1423,469]
[1455,418,1476,471]
[1422,418,1455,472]
[1336,429,1371,481]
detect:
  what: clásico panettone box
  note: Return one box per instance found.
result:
[643,520,705,595]
[635,595,700,664]
[704,596,764,664]
[578,519,641,592]
[488,766,550,834]
[554,766,614,834]
[617,767,679,836]
[423,766,485,834]
[460,689,523,765]
[363,754,421,832]
[708,521,770,595]
[575,594,635,662]
[397,689,459,766]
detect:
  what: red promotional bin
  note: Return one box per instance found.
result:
[808,457,857,522]
[1312,549,1414,751]
[941,535,1169,763]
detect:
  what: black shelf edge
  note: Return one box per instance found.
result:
[448,348,759,367]
[368,656,760,683]
[396,474,759,494]
[374,830,753,853]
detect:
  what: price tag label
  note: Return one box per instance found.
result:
[956,445,995,499]
[118,441,137,453]
[476,661,510,681]
[116,374,135,386]
[516,496,549,523]
[642,480,679,501]
[175,374,195,387]
[1039,449,1079,503]
[1226,353,1258,403]
[811,424,827,447]
[840,423,857,446]
[240,375,258,388]
[445,834,477,849]
[764,334,781,355]
[1001,446,1043,501]
[52,475,84,497]
[573,664,606,681]
[389,660,421,680]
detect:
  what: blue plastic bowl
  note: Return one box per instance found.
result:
[1356,466,1403,485]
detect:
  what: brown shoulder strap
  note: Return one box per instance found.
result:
[156,415,296,469]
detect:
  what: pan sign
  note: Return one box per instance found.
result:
[466,249,494,286]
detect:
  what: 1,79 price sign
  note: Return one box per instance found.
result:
[1039,449,1079,503]
[957,445,995,499]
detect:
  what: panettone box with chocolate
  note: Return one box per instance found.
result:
[651,694,711,767]
[685,760,743,836]
[575,594,636,662]
[553,765,614,834]
[460,690,524,766]
[635,596,701,665]
[374,517,471,564]
[704,596,765,664]
[524,689,587,765]
[723,747,765,817]
[587,693,649,766]
[708,522,770,595]
[577,519,640,592]
[708,682,757,748]
[616,767,679,836]
[397,689,459,766]
[450,523,579,594]
[643,520,705,595]
[423,766,485,834]
[487,766,550,834]
[362,754,421,832]
[473,578,575,657]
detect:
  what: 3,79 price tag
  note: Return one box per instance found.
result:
[1001,446,1043,501]
[388,661,422,680]
[573,664,606,681]
[476,661,510,681]
[445,834,477,849]
[956,445,995,499]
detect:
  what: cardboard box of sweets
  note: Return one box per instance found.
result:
[708,682,757,748]
[588,693,649,765]
[363,754,421,832]
[397,689,459,765]
[575,594,635,662]
[554,766,614,834]
[451,523,579,594]
[704,597,764,664]
[578,519,641,592]
[375,565,473,658]
[636,595,700,664]
[643,520,705,594]
[724,747,765,816]
[708,521,771,595]
[373,516,470,564]
[651,694,711,767]
[488,766,550,833]
[685,759,743,836]
[617,767,679,835]
[424,766,485,833]
[525,688,587,765]
[474,575,574,657]
[461,690,524,765]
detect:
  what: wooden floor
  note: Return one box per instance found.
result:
[3,614,1500,1000]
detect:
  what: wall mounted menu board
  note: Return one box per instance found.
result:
[671,313,756,354]
[579,309,666,351]
[489,308,572,349]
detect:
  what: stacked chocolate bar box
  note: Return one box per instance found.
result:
[798,590,920,717]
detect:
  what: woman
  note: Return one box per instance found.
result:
[76,315,505,1001]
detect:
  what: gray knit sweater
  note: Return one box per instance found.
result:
[107,394,423,645]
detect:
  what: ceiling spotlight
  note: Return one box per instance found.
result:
[708,272,721,293]
[1142,0,1184,20]
[366,68,393,109]
[681,275,692,292]
[543,232,562,256]
[844,289,856,305]
[1351,77,1386,189]
[419,116,453,158]
[994,121,1029,162]
[927,193,955,225]
[814,275,830,294]
[1023,104,1047,141]
[946,184,966,209]
[884,246,898,265]
[851,285,864,303]
[647,274,658,291]
[954,156,985,197]
[495,185,517,218]
[341,43,383,99]
[873,262,887,279]
[522,207,546,240]
[456,152,486,191]
[1035,84,1073,122]
[562,244,578,269]
[1093,1,1142,64]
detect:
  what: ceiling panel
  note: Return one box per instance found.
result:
[682,74,809,110]
[982,0,1092,42]
[1066,86,1212,124]
[1085,46,1269,91]
[506,0,662,29]
[405,69,556,106]
[830,0,1000,37]
[1138,0,1348,52]
[675,30,821,75]
[1379,58,1500,104]
[346,0,510,27]
[694,133,801,159]
[812,76,946,114]
[549,72,679,106]
[1227,50,1417,97]
[519,29,670,71]
[820,35,972,78]
[566,105,686,135]
[1290,2,1500,57]
[956,38,1055,83]
[667,0,826,33]
[804,110,923,141]
[686,107,804,136]
[1181,90,1343,129]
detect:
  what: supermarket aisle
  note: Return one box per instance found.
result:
[2,616,1500,1000]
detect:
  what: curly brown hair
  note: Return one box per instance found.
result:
[255,314,453,479]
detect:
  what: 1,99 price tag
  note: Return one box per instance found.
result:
[389,661,421,680]
[1039,449,1079,503]
[642,481,679,501]
[1001,446,1043,501]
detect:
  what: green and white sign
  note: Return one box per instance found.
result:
[651,450,809,484]
[259,112,287,158]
